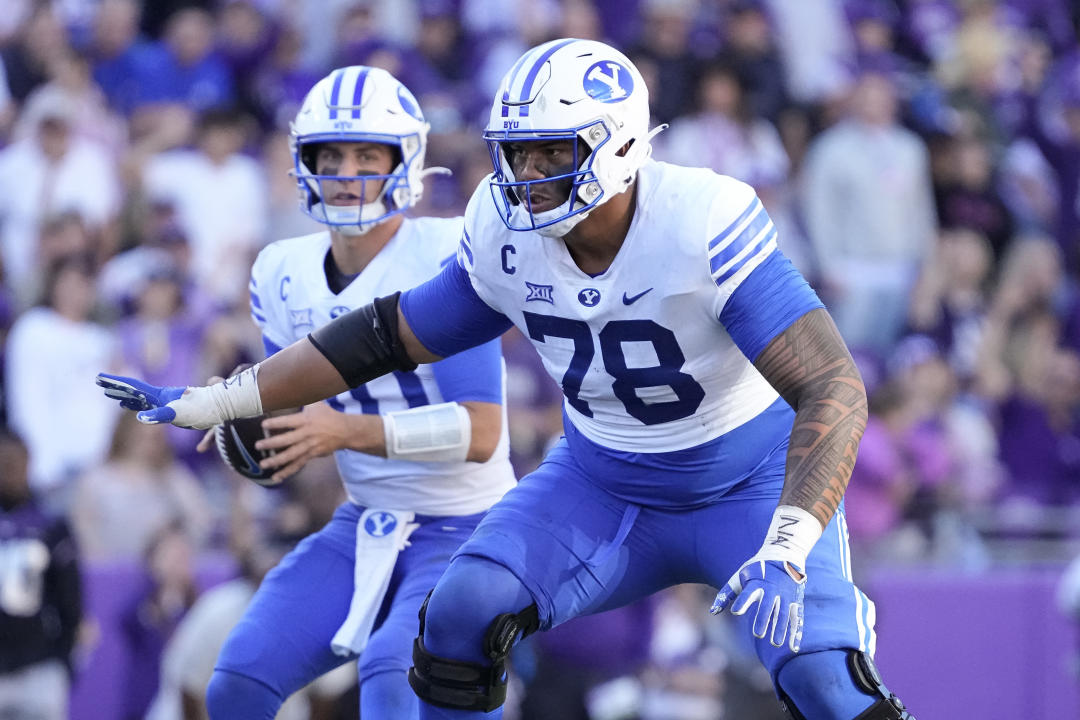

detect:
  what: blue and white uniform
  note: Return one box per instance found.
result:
[211,217,515,715]
[402,162,876,686]
[250,220,512,516]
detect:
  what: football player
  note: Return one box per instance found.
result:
[100,41,915,720]
[179,66,515,719]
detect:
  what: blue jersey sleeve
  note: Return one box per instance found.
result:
[719,251,824,361]
[430,339,504,404]
[400,260,514,358]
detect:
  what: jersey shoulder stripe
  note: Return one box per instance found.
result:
[458,228,474,266]
[708,197,776,287]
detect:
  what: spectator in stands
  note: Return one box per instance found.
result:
[932,132,1015,259]
[0,88,121,304]
[1014,36,1080,269]
[70,412,211,563]
[89,0,164,117]
[659,62,790,200]
[906,227,995,386]
[0,4,70,104]
[137,7,233,114]
[0,430,83,720]
[107,249,215,465]
[5,254,120,512]
[141,107,267,307]
[248,24,322,132]
[626,0,701,124]
[216,0,279,119]
[147,536,355,720]
[119,521,199,720]
[996,329,1080,506]
[800,68,938,355]
[717,0,790,124]
[765,0,856,106]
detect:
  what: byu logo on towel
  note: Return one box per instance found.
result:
[364,511,398,537]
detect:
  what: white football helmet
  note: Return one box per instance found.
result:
[483,38,660,237]
[291,66,432,235]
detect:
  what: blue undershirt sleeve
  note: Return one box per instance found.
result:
[719,251,824,362]
[400,260,514,359]
[429,339,504,404]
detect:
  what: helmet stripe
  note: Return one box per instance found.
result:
[327,69,346,120]
[515,38,576,117]
[350,67,370,119]
[501,50,535,117]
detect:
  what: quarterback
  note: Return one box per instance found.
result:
[101,40,914,720]
[190,67,513,719]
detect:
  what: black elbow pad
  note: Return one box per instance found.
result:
[308,292,418,388]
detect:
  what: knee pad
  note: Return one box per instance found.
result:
[407,591,539,712]
[206,669,284,720]
[779,650,915,720]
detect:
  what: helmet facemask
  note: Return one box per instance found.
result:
[294,136,416,236]
[485,125,604,237]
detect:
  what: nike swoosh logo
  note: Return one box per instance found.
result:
[622,288,653,305]
[229,424,264,477]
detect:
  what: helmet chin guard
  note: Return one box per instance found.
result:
[483,39,659,237]
[291,66,436,233]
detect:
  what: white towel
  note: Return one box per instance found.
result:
[331,508,418,657]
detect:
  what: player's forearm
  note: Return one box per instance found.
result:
[262,292,424,410]
[342,401,500,462]
[256,337,351,411]
[753,308,868,529]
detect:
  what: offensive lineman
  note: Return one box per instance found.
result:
[100,40,915,720]
[201,67,515,718]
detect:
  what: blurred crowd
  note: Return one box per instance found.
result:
[2,0,1080,717]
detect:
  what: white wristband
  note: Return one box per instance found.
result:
[383,402,471,463]
[170,364,264,429]
[756,505,823,567]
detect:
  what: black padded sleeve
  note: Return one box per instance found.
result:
[307,292,418,388]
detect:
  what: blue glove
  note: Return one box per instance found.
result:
[711,558,806,652]
[96,373,185,424]
[710,505,822,653]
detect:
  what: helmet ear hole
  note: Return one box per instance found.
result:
[614,139,634,158]
[300,143,322,173]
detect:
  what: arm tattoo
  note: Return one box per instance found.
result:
[753,308,868,529]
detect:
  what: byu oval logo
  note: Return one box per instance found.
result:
[578,288,602,306]
[364,511,398,537]
[583,61,633,103]
[330,305,350,319]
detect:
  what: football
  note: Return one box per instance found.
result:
[214,414,285,486]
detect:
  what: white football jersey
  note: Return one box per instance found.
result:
[459,160,781,453]
[250,217,515,515]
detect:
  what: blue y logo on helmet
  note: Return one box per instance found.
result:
[583,61,633,103]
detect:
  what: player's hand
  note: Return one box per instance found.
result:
[711,557,806,652]
[253,403,352,482]
[96,373,189,425]
[709,505,823,654]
